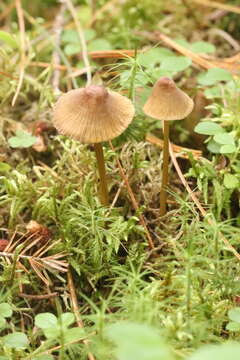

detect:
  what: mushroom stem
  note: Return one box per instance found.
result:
[94,143,109,206]
[159,121,170,216]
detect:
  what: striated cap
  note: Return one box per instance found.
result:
[53,85,135,143]
[143,77,194,121]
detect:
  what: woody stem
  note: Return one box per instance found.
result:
[94,143,109,206]
[160,121,170,216]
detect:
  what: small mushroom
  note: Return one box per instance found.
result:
[53,85,135,205]
[143,77,194,216]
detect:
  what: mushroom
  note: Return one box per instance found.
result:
[143,77,194,216]
[53,85,135,206]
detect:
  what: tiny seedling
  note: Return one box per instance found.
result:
[226,308,240,332]
[8,130,37,148]
[194,121,237,154]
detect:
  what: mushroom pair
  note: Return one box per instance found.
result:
[53,78,193,215]
[53,85,134,206]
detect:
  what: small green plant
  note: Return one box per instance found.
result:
[188,342,240,360]
[62,28,111,57]
[106,321,173,360]
[0,303,29,356]
[0,303,12,329]
[0,309,85,358]
[226,308,240,332]
[34,312,84,344]
[194,121,238,154]
[105,321,240,360]
[8,130,37,149]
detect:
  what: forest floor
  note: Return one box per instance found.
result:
[0,0,240,359]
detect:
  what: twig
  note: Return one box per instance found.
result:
[108,180,124,213]
[169,143,240,261]
[52,2,67,93]
[88,49,139,58]
[67,270,95,360]
[206,9,228,21]
[224,53,240,63]
[109,141,154,249]
[19,292,58,299]
[0,71,17,80]
[209,28,240,51]
[12,0,26,106]
[64,0,91,85]
[29,61,77,71]
[146,133,202,160]
[192,0,240,15]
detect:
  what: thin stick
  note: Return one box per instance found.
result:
[209,28,240,51]
[68,270,95,360]
[65,0,92,85]
[29,61,77,71]
[19,292,58,299]
[109,141,154,249]
[52,2,66,93]
[192,0,240,15]
[94,143,109,206]
[12,0,26,106]
[146,133,202,159]
[160,121,170,217]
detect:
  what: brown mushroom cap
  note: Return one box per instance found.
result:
[53,85,135,143]
[143,77,194,121]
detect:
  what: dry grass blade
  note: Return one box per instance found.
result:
[33,239,63,257]
[146,133,202,159]
[19,236,44,256]
[192,0,240,15]
[88,49,139,59]
[65,0,91,85]
[0,71,17,79]
[224,53,240,63]
[19,292,58,299]
[29,258,51,285]
[12,0,26,106]
[5,230,25,251]
[41,259,68,272]
[168,143,240,261]
[29,61,78,72]
[52,1,66,93]
[209,28,240,51]
[68,270,96,360]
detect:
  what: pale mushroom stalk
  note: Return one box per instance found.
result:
[143,77,194,217]
[94,143,109,206]
[53,85,134,206]
[160,120,170,216]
